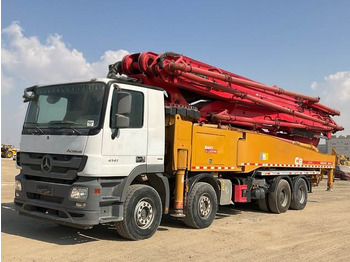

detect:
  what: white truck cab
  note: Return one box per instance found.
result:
[15,78,168,237]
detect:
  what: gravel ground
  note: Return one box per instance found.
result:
[2,158,350,262]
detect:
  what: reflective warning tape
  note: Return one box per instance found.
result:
[191,166,235,170]
[240,163,333,168]
[259,170,321,176]
[191,163,333,171]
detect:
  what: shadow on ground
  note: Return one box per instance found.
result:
[2,201,257,244]
[1,202,125,245]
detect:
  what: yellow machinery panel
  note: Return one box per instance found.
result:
[190,125,242,171]
[166,115,192,171]
[169,116,335,174]
[237,132,335,173]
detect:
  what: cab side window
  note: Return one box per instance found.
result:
[110,89,144,128]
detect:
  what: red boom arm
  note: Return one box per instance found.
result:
[108,51,343,146]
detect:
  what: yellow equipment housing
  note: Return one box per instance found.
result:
[167,115,335,176]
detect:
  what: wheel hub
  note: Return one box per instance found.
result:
[198,194,212,218]
[134,198,154,229]
[279,189,288,207]
[297,187,306,204]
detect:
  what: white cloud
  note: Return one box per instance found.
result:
[1,71,15,93]
[311,71,350,135]
[1,21,128,88]
[91,50,129,77]
[310,81,318,90]
[1,21,129,146]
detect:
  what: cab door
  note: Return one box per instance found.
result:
[102,84,148,177]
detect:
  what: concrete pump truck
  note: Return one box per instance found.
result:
[14,52,342,240]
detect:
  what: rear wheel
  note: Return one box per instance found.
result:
[115,185,162,240]
[268,179,291,214]
[183,182,217,229]
[290,178,308,210]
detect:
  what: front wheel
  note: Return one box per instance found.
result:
[115,185,162,240]
[183,182,217,229]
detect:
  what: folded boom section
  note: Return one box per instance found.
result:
[108,51,343,146]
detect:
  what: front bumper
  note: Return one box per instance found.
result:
[14,174,124,229]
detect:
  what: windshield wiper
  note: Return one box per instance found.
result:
[48,121,82,135]
[25,122,45,134]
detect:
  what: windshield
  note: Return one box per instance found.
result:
[24,82,106,132]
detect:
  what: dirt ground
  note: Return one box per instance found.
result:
[1,158,350,262]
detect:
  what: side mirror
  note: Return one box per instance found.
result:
[111,91,132,139]
[116,92,132,115]
[23,85,38,103]
[112,114,130,139]
[115,114,130,128]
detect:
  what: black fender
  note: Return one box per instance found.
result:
[268,176,293,193]
[188,173,220,200]
[114,165,170,214]
[147,173,170,214]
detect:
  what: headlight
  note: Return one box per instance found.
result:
[15,180,22,191]
[70,187,88,200]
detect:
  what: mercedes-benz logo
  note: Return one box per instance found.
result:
[41,155,53,173]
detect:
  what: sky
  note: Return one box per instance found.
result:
[1,0,350,147]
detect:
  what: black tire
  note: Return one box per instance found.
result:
[115,185,162,240]
[257,197,270,212]
[183,182,217,229]
[290,178,308,210]
[268,179,291,214]
[6,151,13,158]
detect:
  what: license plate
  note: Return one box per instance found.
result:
[36,185,53,195]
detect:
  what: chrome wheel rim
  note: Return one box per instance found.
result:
[134,198,154,229]
[198,194,212,218]
[280,189,289,207]
[297,186,306,204]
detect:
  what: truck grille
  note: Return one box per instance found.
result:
[20,152,87,180]
[27,192,64,204]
